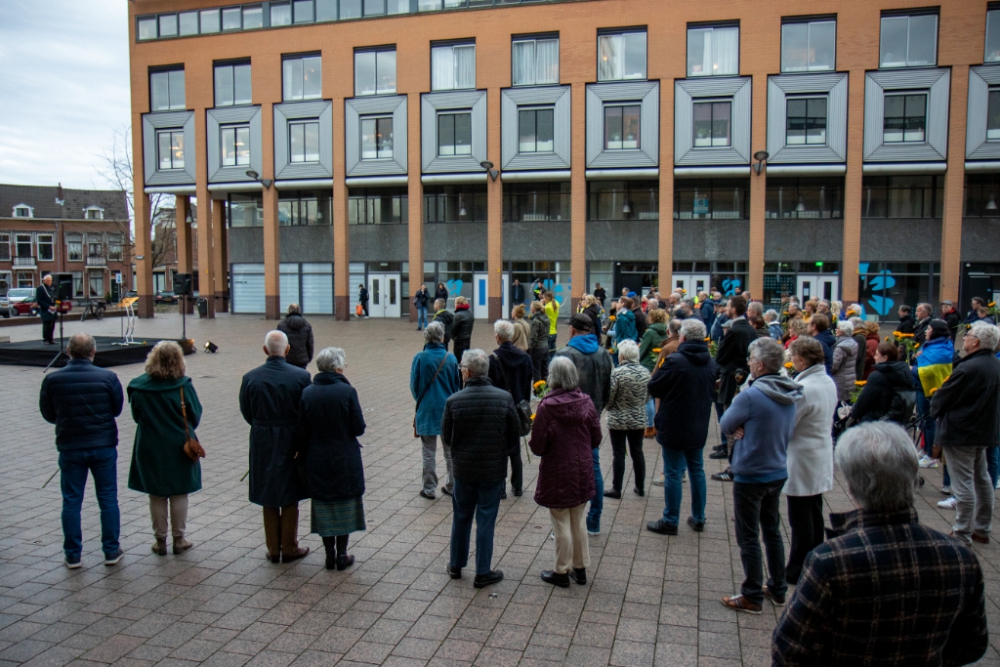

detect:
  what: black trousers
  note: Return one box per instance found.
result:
[785,494,825,585]
[42,318,56,344]
[609,429,645,492]
[453,339,471,364]
[733,480,787,605]
[508,446,523,493]
[530,348,549,382]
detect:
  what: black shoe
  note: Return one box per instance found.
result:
[512,489,523,497]
[447,564,462,579]
[568,568,587,585]
[709,450,729,460]
[441,486,452,497]
[473,570,504,588]
[419,490,436,500]
[322,538,337,570]
[762,585,786,606]
[541,570,570,588]
[713,444,727,452]
[336,554,355,571]
[633,487,644,497]
[281,547,309,563]
[501,491,507,499]
[711,470,733,482]
[646,520,678,535]
[687,517,705,533]
[603,489,622,499]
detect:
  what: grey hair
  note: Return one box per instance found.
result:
[917,302,933,315]
[836,320,855,336]
[433,298,446,310]
[547,356,579,391]
[460,348,489,377]
[836,422,917,513]
[668,318,682,334]
[748,301,764,316]
[494,319,514,342]
[424,321,445,344]
[647,299,659,310]
[764,309,778,322]
[967,322,1000,352]
[748,338,785,373]
[316,347,346,372]
[849,316,864,328]
[265,330,288,356]
[679,319,707,341]
[617,339,640,363]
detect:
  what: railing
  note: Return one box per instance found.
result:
[86,255,107,267]
[12,257,35,267]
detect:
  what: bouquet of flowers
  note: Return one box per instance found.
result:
[533,380,549,400]
[891,331,919,363]
[850,380,866,404]
[705,337,718,358]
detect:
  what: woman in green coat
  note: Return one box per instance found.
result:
[638,308,670,437]
[127,341,202,556]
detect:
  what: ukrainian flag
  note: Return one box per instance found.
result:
[916,336,953,397]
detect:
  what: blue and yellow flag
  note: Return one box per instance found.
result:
[916,336,953,397]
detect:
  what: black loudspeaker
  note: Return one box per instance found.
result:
[175,273,193,296]
[55,273,73,301]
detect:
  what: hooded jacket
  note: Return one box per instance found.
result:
[784,364,837,497]
[931,349,1000,449]
[897,313,916,334]
[638,322,669,371]
[831,335,859,402]
[529,311,550,350]
[555,333,613,415]
[614,308,639,343]
[648,339,717,452]
[277,312,314,368]
[529,388,600,509]
[814,329,836,375]
[451,304,474,342]
[851,361,915,424]
[720,373,804,484]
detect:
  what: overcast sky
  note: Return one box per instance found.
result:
[0,1,131,191]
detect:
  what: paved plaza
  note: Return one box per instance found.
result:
[1,313,999,667]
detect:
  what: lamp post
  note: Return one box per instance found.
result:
[245,169,273,189]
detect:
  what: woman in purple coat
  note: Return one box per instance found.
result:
[529,357,602,588]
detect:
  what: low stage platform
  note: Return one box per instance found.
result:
[0,336,166,368]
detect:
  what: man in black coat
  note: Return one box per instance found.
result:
[897,305,916,334]
[710,296,757,461]
[276,304,314,369]
[940,300,961,341]
[488,320,533,498]
[36,273,57,344]
[432,299,454,349]
[441,349,520,588]
[358,284,369,317]
[593,283,607,310]
[511,279,525,306]
[39,333,125,568]
[240,330,312,564]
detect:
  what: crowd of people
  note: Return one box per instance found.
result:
[36,282,1000,664]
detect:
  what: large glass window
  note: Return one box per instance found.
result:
[361,116,394,159]
[157,130,185,170]
[228,193,263,227]
[786,97,827,145]
[340,0,362,18]
[879,13,938,68]
[294,0,314,22]
[437,112,472,156]
[432,43,476,91]
[214,62,252,107]
[781,19,836,72]
[354,48,396,96]
[200,9,221,33]
[278,191,331,226]
[693,101,731,147]
[988,89,1000,141]
[883,93,926,143]
[179,11,199,35]
[424,185,487,222]
[674,179,749,219]
[271,2,292,25]
[965,173,1000,216]
[221,125,251,167]
[512,37,559,86]
[988,8,1000,63]
[243,5,263,28]
[349,188,408,224]
[159,14,178,37]
[604,105,641,150]
[282,55,322,101]
[765,178,842,219]
[150,69,185,111]
[503,182,570,222]
[222,7,242,29]
[37,235,54,262]
[15,235,32,259]
[518,108,554,153]
[289,121,320,163]
[597,31,647,81]
[862,176,943,218]
[588,181,659,220]
[67,239,82,262]
[687,25,739,77]
[138,17,158,40]
[316,0,337,20]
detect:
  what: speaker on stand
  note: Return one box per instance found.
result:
[175,273,194,351]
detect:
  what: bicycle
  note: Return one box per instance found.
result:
[81,299,106,322]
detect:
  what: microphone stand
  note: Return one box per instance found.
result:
[43,305,66,373]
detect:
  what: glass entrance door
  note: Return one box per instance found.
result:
[797,274,839,303]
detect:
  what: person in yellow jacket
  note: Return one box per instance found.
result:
[543,291,560,350]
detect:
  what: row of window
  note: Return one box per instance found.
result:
[0,234,124,263]
[10,205,106,220]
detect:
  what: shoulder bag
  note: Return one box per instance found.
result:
[491,353,533,436]
[413,354,449,438]
[180,387,206,461]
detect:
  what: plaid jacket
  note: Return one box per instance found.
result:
[772,507,987,667]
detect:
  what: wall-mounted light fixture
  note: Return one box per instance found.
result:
[480,160,499,182]
[752,150,769,176]
[245,169,273,189]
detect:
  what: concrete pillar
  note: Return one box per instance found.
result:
[263,185,280,320]
[195,190,215,318]
[175,195,194,314]
[841,71,866,304]
[212,200,228,312]
[487,87,503,322]
[408,92,424,323]
[940,65,969,303]
[134,192,155,318]
[570,82,587,314]
[748,73,767,300]
[658,81,675,296]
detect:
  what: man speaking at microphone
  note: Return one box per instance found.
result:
[37,274,57,345]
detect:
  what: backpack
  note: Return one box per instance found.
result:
[882,386,917,426]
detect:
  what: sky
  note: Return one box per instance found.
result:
[0,1,131,191]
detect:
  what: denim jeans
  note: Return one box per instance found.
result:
[715,402,727,448]
[548,333,557,351]
[645,398,655,428]
[661,447,706,526]
[988,447,1000,489]
[417,307,428,329]
[732,479,787,605]
[59,447,121,560]
[449,478,504,576]
[587,447,604,532]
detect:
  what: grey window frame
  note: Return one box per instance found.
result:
[354,47,397,96]
[989,88,1000,141]
[214,62,252,107]
[882,92,927,143]
[686,24,740,77]
[200,9,221,33]
[879,11,938,68]
[282,54,323,101]
[179,11,199,35]
[518,107,555,153]
[150,69,186,112]
[692,99,732,148]
[596,29,647,82]
[222,6,242,29]
[360,115,394,159]
[36,234,54,262]
[603,103,641,150]
[431,42,477,91]
[271,2,292,25]
[157,129,186,170]
[780,18,836,72]
[785,95,828,146]
[437,111,473,156]
[988,8,1000,63]
[220,124,252,167]
[138,16,158,40]
[289,120,321,163]
[511,35,560,87]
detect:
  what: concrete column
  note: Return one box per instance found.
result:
[333,181,349,320]
[212,200,228,312]
[175,195,194,314]
[195,189,216,318]
[487,87,503,322]
[263,186,280,320]
[570,82,587,314]
[408,92,424,323]
[134,192,155,318]
[658,81,675,295]
[940,65,969,304]
[748,73,767,300]
[841,71,866,304]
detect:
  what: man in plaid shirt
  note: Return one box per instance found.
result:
[772,422,987,667]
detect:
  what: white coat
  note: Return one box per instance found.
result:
[783,363,838,497]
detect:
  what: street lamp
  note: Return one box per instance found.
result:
[480,160,499,182]
[245,169,273,189]
[752,151,769,176]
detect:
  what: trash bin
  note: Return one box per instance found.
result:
[197,298,208,318]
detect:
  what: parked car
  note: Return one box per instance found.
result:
[155,291,178,304]
[0,294,9,318]
[7,288,38,317]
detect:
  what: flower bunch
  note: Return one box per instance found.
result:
[533,380,549,399]
[704,337,718,358]
[850,380,867,404]
[892,331,919,363]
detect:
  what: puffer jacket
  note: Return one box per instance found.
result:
[441,376,520,485]
[451,305,475,342]
[530,388,601,509]
[649,339,717,452]
[606,361,651,431]
[277,312,314,368]
[529,311,550,350]
[432,309,454,346]
[638,322,668,371]
[40,359,125,451]
[831,336,859,402]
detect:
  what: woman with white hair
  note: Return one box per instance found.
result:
[299,347,367,570]
[831,320,858,402]
[604,339,651,499]
[530,357,601,588]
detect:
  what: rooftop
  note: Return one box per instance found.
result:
[0,183,129,222]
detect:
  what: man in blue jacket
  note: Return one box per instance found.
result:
[410,321,462,500]
[720,337,803,614]
[808,314,836,375]
[39,333,125,568]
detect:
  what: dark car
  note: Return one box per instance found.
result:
[155,291,178,304]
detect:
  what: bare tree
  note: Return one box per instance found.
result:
[98,126,175,289]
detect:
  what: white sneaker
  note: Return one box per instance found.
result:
[587,529,601,536]
[937,497,957,510]
[918,456,939,469]
[652,475,665,487]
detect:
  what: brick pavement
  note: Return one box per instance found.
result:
[0,313,998,667]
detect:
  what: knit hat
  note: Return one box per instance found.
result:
[569,313,592,333]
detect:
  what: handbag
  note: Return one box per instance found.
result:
[179,387,206,461]
[491,353,533,437]
[413,354,449,438]
[356,304,364,317]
